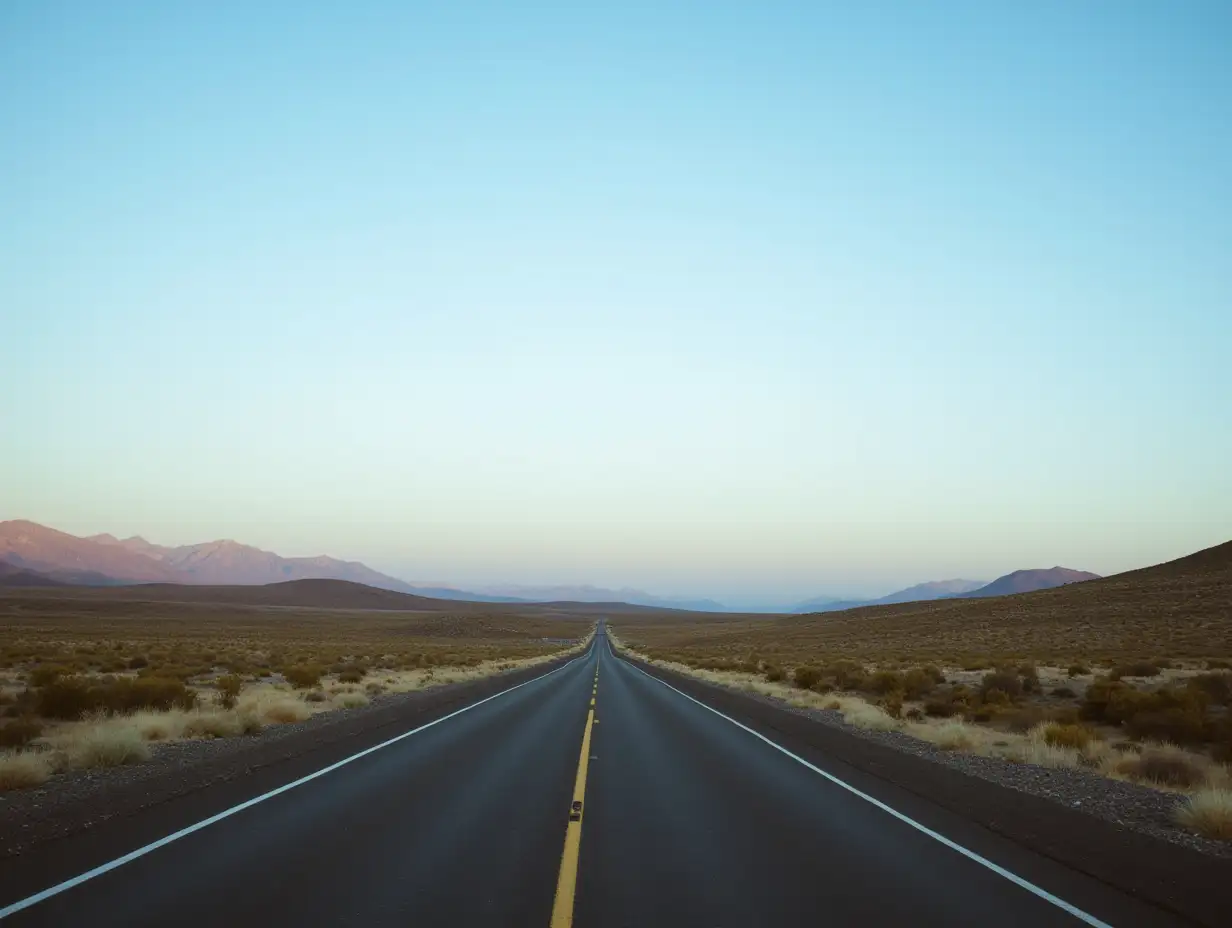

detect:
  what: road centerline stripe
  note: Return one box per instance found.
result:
[0,647,592,921]
[612,642,1113,928]
[550,671,598,927]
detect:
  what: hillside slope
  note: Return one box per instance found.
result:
[0,561,65,587]
[619,540,1232,662]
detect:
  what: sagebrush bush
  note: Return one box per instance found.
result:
[1040,722,1095,750]
[863,670,905,696]
[214,674,244,709]
[924,697,959,718]
[36,676,196,720]
[1189,672,1231,705]
[0,718,43,748]
[1114,744,1208,788]
[826,660,867,690]
[980,671,1022,701]
[284,665,324,689]
[1110,661,1162,680]
[27,664,68,688]
[792,666,822,690]
[1082,677,1212,745]
[902,668,939,698]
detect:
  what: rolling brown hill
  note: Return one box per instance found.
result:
[616,539,1232,663]
[0,561,65,587]
[2,578,473,611]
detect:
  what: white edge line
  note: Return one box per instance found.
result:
[0,644,594,920]
[609,641,1113,928]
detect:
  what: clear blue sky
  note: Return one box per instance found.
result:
[3,1,1229,606]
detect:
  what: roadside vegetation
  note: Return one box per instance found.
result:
[0,593,591,791]
[608,629,1232,842]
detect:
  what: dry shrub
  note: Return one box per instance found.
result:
[863,670,905,695]
[28,664,69,687]
[237,688,310,725]
[63,723,150,769]
[902,668,939,699]
[128,710,187,742]
[980,671,1022,701]
[1081,678,1210,745]
[841,701,900,732]
[1189,672,1232,705]
[1040,722,1096,750]
[36,676,196,720]
[924,696,960,718]
[1110,661,1161,680]
[925,720,978,751]
[0,718,43,748]
[1008,738,1081,769]
[826,660,867,690]
[215,674,244,709]
[1176,789,1232,840]
[1112,743,1210,788]
[0,750,52,790]
[183,711,245,739]
[283,665,324,689]
[334,691,370,709]
[792,666,822,690]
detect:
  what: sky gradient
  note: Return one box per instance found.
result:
[3,2,1230,607]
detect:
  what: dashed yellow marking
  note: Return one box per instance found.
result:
[550,675,597,927]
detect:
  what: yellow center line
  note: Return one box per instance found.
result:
[550,679,597,927]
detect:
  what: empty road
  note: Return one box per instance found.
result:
[0,627,1205,926]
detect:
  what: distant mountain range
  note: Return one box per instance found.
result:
[460,584,726,612]
[1,519,1103,612]
[793,568,1100,613]
[793,579,986,613]
[0,520,723,610]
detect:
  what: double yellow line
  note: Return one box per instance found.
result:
[549,665,599,927]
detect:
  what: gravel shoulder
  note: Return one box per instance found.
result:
[0,654,573,856]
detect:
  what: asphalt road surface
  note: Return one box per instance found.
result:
[0,627,1202,926]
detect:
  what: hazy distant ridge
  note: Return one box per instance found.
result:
[2,520,727,611]
[793,578,985,613]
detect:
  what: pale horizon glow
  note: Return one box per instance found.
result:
[3,2,1230,608]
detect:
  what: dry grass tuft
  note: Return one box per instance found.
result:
[237,688,311,725]
[0,750,52,790]
[183,711,246,739]
[60,722,150,769]
[1176,789,1232,840]
[1039,722,1096,750]
[1006,736,1082,769]
[917,720,981,751]
[1110,743,1218,789]
[839,701,901,732]
[333,691,370,709]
